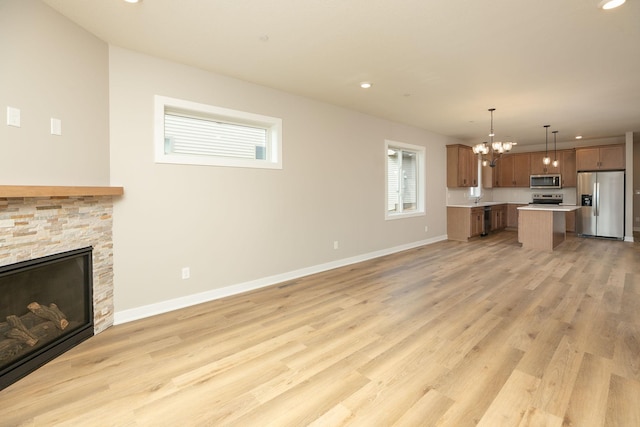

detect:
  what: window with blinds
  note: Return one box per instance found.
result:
[155,96,282,169]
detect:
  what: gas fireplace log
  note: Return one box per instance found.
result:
[48,303,68,324]
[6,315,39,344]
[5,328,38,346]
[29,321,57,339]
[27,302,69,330]
[0,339,24,363]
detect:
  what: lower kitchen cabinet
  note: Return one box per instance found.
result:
[507,204,527,228]
[491,204,507,231]
[566,210,576,232]
[449,203,578,242]
[447,207,484,241]
[470,207,484,237]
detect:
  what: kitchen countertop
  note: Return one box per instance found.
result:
[518,205,581,212]
[447,202,579,209]
[447,202,518,208]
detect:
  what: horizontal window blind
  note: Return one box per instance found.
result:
[165,113,267,160]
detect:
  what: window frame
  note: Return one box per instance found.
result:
[154,95,282,169]
[385,139,426,220]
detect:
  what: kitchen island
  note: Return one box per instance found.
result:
[517,205,581,251]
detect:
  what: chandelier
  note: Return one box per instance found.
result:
[472,108,514,168]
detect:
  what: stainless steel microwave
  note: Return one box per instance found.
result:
[530,174,561,189]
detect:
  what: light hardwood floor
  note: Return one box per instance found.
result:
[2,231,640,426]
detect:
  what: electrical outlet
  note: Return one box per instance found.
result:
[333,241,339,250]
[7,106,20,127]
[424,226,429,232]
[50,118,62,135]
[181,267,190,279]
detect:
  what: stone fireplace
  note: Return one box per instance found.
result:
[0,186,122,389]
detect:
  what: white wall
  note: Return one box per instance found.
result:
[109,47,454,316]
[0,0,110,185]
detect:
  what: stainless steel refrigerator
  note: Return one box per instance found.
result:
[576,171,625,239]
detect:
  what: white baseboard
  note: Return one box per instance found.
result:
[114,234,448,325]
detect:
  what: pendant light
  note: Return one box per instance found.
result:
[542,125,551,165]
[552,131,559,168]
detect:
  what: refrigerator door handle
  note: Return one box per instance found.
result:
[593,182,600,216]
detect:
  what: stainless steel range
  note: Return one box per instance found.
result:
[530,193,563,205]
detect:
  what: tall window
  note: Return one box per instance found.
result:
[385,140,425,219]
[155,95,282,169]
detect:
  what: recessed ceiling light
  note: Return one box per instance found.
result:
[124,0,141,3]
[598,0,625,9]
[360,82,372,89]
[575,135,583,139]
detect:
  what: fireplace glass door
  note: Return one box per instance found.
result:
[0,247,93,390]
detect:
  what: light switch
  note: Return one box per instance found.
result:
[7,106,20,127]
[50,118,62,136]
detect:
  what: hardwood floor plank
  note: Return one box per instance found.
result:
[307,403,352,426]
[531,335,584,418]
[611,321,640,381]
[434,311,503,369]
[604,374,640,427]
[476,369,541,427]
[171,326,311,388]
[516,407,563,427]
[392,389,454,427]
[230,360,370,426]
[550,282,587,324]
[252,333,378,404]
[516,318,571,378]
[341,355,444,426]
[433,336,525,426]
[563,352,612,427]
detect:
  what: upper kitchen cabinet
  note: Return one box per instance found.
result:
[497,153,530,187]
[529,149,576,187]
[561,149,576,187]
[447,144,478,187]
[576,144,625,171]
[530,151,561,175]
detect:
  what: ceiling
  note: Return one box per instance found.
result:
[42,0,640,148]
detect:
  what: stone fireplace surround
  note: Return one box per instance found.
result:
[0,186,123,334]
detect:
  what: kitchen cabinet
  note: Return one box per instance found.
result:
[447,206,484,241]
[507,203,527,228]
[529,149,576,187]
[447,144,478,187]
[561,149,577,187]
[530,152,561,175]
[497,153,530,187]
[470,207,484,237]
[518,207,577,251]
[491,204,507,231]
[576,144,625,171]
[566,210,576,232]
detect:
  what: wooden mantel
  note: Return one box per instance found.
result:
[0,185,124,198]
